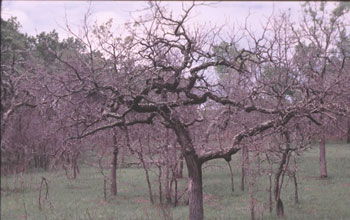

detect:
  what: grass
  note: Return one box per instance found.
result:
[1,143,350,219]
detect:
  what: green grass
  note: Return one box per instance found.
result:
[1,143,350,219]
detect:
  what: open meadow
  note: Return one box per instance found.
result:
[1,143,350,220]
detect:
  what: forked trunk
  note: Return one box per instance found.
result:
[319,134,327,179]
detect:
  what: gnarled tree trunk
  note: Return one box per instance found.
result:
[172,117,204,220]
[184,153,203,220]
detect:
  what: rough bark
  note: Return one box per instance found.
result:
[184,154,203,220]
[172,117,204,220]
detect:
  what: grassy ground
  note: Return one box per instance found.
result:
[1,143,350,220]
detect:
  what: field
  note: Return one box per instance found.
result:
[1,143,350,220]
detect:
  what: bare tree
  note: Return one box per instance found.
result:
[36,2,350,220]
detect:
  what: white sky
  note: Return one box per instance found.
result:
[2,1,307,39]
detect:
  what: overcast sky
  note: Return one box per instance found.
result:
[1,1,309,39]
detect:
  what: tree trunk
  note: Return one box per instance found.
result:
[274,131,291,218]
[165,144,172,204]
[170,115,204,220]
[268,172,273,213]
[225,159,234,192]
[292,171,299,204]
[103,176,107,201]
[184,154,203,220]
[246,150,255,220]
[110,147,118,196]
[241,146,247,191]
[138,151,154,204]
[319,133,328,179]
[174,178,178,207]
[111,130,119,196]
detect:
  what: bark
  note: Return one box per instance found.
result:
[103,176,107,201]
[184,154,203,220]
[274,131,291,218]
[276,199,284,218]
[292,171,299,204]
[319,133,328,179]
[172,117,204,220]
[110,146,118,196]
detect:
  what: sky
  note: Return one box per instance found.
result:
[1,1,307,39]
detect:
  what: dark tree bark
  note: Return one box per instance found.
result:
[184,154,203,220]
[110,146,118,196]
[172,118,204,220]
